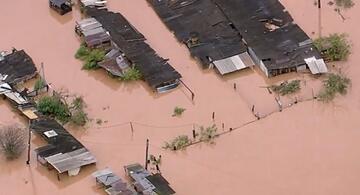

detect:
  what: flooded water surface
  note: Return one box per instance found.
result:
[1,0,360,194]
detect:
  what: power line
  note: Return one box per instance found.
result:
[96,121,198,130]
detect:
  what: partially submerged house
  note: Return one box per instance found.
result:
[0,82,38,120]
[0,49,39,120]
[98,49,131,77]
[0,49,37,85]
[75,18,111,48]
[85,7,182,93]
[92,168,136,195]
[30,118,96,177]
[124,163,175,195]
[148,0,327,77]
[212,0,328,77]
[49,0,72,15]
[147,0,255,75]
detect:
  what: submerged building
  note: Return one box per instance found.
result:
[31,118,96,177]
[75,18,111,49]
[49,0,72,15]
[213,0,327,77]
[0,49,37,85]
[84,7,182,93]
[124,163,175,195]
[148,0,327,77]
[147,0,255,75]
[92,168,137,195]
[1,48,96,179]
[0,49,39,120]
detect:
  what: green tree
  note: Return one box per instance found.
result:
[75,45,106,70]
[121,67,142,81]
[314,33,351,61]
[271,80,301,96]
[318,73,351,102]
[163,135,191,150]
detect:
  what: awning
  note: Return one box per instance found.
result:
[45,148,96,174]
[305,57,328,74]
[213,52,255,75]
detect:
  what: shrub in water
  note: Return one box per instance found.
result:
[0,125,26,160]
[314,33,351,61]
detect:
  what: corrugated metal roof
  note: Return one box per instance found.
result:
[213,52,254,75]
[45,148,96,173]
[305,57,328,74]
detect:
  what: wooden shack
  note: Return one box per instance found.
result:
[124,163,175,195]
[75,18,111,48]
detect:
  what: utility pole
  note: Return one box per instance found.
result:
[26,122,31,165]
[41,62,45,83]
[318,0,322,37]
[145,139,149,170]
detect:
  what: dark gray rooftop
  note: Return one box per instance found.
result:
[213,0,322,70]
[85,7,182,89]
[0,50,37,85]
[147,0,248,67]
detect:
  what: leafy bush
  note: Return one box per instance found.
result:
[121,67,142,81]
[314,33,351,61]
[70,110,88,126]
[163,135,191,150]
[75,45,90,60]
[199,125,218,143]
[70,96,85,110]
[271,80,301,96]
[335,0,354,8]
[318,73,351,102]
[172,106,186,117]
[75,45,105,70]
[0,125,26,160]
[37,96,71,123]
[37,95,89,126]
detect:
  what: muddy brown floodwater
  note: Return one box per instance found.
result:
[1,0,360,194]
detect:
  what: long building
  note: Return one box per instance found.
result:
[148,0,327,77]
[84,7,182,93]
[147,0,255,75]
[213,0,327,77]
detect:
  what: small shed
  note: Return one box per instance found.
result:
[124,163,175,195]
[75,18,111,48]
[92,168,136,195]
[79,0,107,8]
[49,0,72,15]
